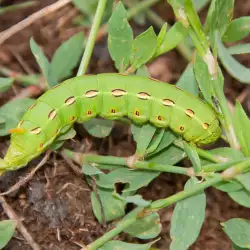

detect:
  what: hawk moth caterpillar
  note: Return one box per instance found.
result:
[0,73,221,173]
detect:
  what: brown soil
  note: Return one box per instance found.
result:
[0,1,250,250]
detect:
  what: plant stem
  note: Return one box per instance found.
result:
[149,175,223,210]
[85,207,143,250]
[64,150,188,175]
[77,0,107,76]
[0,66,39,85]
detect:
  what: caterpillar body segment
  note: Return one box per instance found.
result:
[1,73,221,173]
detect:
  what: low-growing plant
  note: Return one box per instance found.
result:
[1,0,250,249]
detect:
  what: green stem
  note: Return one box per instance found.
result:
[213,82,238,149]
[64,150,188,175]
[149,175,223,210]
[0,66,39,85]
[174,140,224,163]
[77,0,107,76]
[202,160,241,173]
[86,207,143,250]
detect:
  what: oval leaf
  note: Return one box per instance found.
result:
[170,177,206,250]
[222,218,250,248]
[124,212,161,239]
[0,78,14,92]
[108,1,133,72]
[0,220,17,249]
[83,118,113,138]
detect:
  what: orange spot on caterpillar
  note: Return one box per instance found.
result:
[111,109,116,113]
[203,123,209,129]
[111,89,126,97]
[70,116,76,121]
[157,115,162,121]
[48,110,57,120]
[39,143,44,148]
[137,92,151,100]
[31,127,41,135]
[87,110,92,115]
[8,127,26,134]
[186,109,195,118]
[135,110,140,116]
[149,77,160,82]
[85,90,99,98]
[28,103,37,110]
[180,126,185,131]
[162,99,175,106]
[65,96,75,105]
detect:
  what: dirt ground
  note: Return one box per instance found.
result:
[0,0,250,249]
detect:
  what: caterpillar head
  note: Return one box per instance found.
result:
[1,143,30,174]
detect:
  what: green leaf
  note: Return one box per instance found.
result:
[30,38,56,87]
[108,1,133,72]
[83,118,113,138]
[228,189,250,208]
[208,0,234,47]
[51,32,84,82]
[0,220,17,249]
[96,168,159,192]
[222,218,250,248]
[184,0,206,44]
[200,147,245,165]
[82,164,103,176]
[57,127,76,141]
[216,34,250,84]
[194,52,222,107]
[0,117,5,124]
[154,21,188,57]
[193,0,210,11]
[99,240,158,250]
[0,98,35,136]
[148,130,177,157]
[170,177,206,250]
[183,141,201,173]
[91,188,125,223]
[233,101,250,156]
[114,193,151,207]
[0,78,14,92]
[156,23,168,49]
[124,212,161,239]
[236,172,250,192]
[136,65,150,77]
[215,180,243,193]
[223,17,250,43]
[147,144,185,166]
[176,64,198,96]
[130,27,157,70]
[145,129,165,156]
[228,44,250,55]
[232,242,249,250]
[131,123,156,157]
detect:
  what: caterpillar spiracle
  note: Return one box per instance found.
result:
[0,73,221,174]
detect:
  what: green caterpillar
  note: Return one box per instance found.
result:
[0,73,221,174]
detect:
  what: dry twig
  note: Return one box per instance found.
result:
[0,0,72,46]
[0,151,51,196]
[0,196,41,250]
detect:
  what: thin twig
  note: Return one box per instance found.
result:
[0,196,41,250]
[60,151,82,176]
[0,151,51,196]
[77,0,107,75]
[0,0,72,46]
